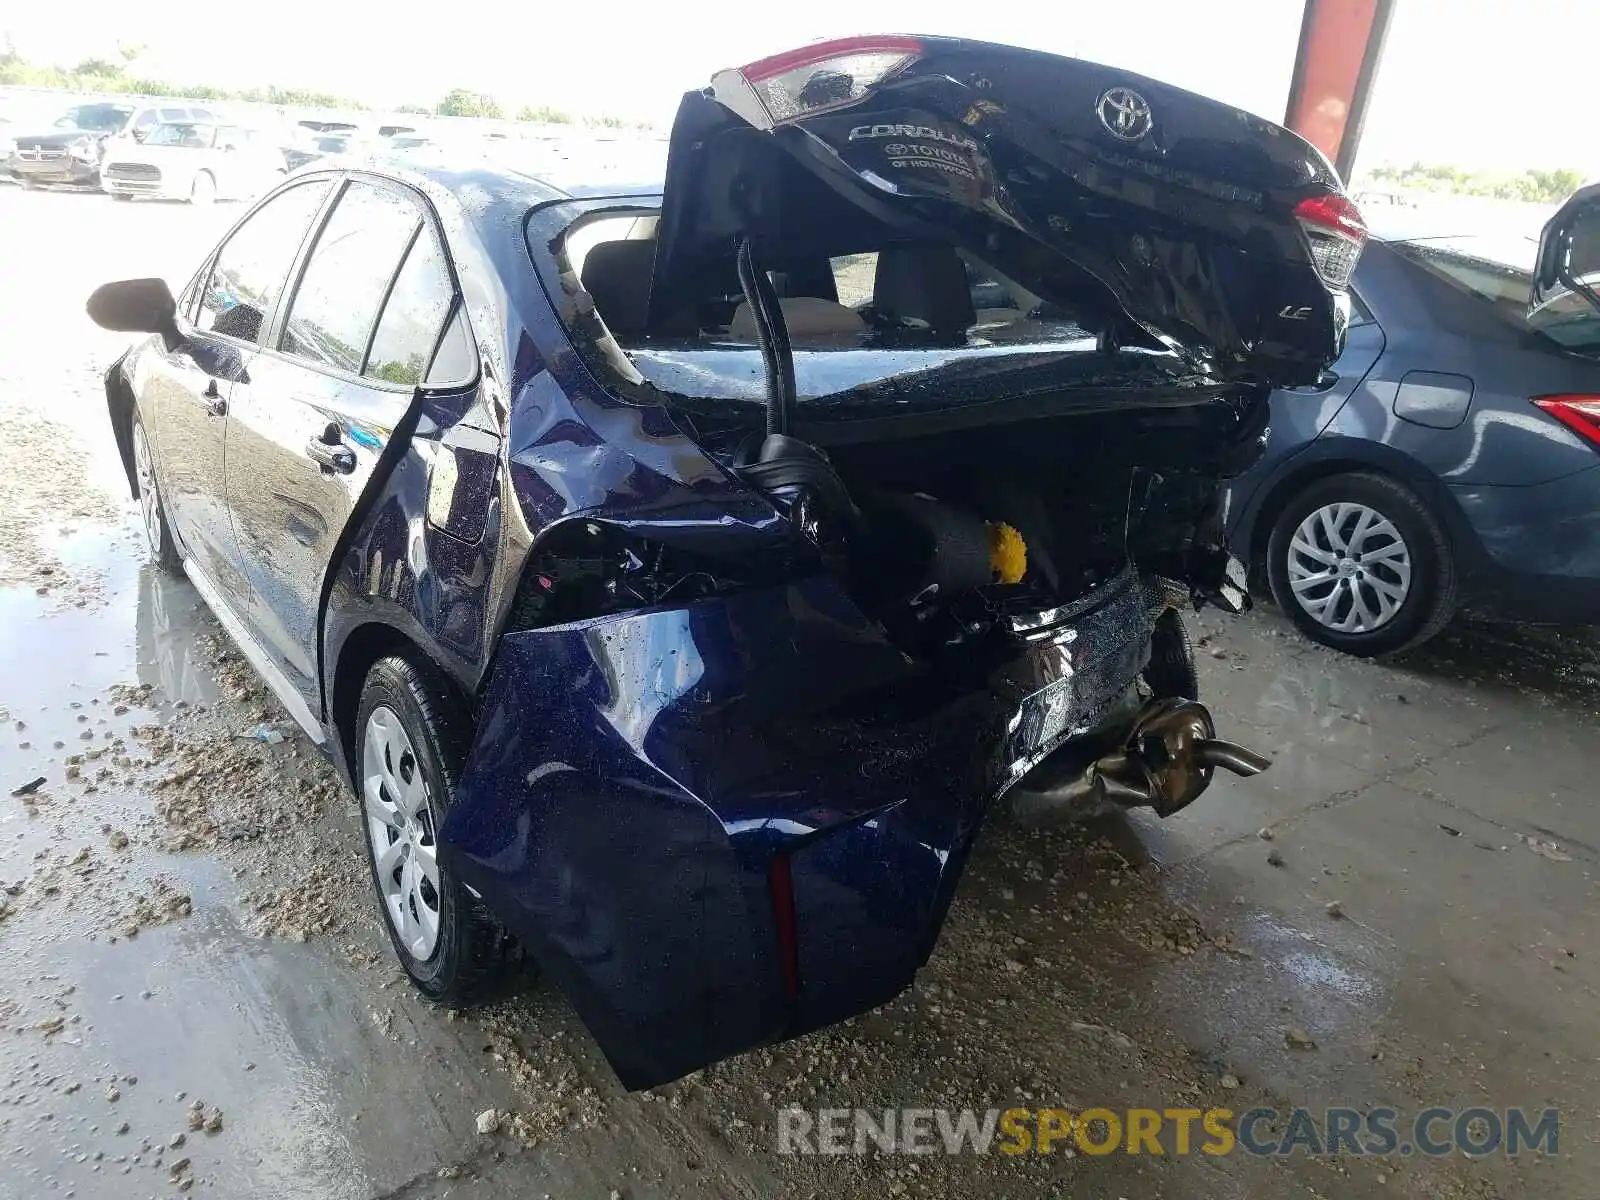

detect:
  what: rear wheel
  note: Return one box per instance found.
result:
[112,193,133,202]
[1267,471,1456,656]
[356,655,518,1004]
[131,415,183,574]
[188,171,215,205]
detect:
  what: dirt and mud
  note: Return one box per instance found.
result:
[3,186,1599,1199]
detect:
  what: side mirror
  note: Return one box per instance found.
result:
[87,278,183,349]
[131,127,148,143]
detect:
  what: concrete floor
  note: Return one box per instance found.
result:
[1,186,1597,1200]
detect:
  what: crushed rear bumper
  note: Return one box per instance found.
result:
[441,571,1154,1087]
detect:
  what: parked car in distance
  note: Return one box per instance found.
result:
[0,118,16,182]
[86,35,1362,1089]
[6,101,218,189]
[1226,197,1600,655]
[101,121,285,203]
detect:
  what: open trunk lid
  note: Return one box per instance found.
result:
[651,35,1364,388]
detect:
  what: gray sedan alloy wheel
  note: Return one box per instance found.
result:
[1286,501,1413,633]
[1267,470,1458,657]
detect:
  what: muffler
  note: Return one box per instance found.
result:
[1009,698,1271,826]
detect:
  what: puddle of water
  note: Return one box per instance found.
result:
[1279,949,1378,999]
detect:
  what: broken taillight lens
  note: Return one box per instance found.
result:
[1533,394,1600,449]
[718,35,924,127]
[1294,194,1368,290]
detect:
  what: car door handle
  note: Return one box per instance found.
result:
[306,425,356,474]
[201,378,227,417]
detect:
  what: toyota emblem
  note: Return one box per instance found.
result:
[1096,87,1153,141]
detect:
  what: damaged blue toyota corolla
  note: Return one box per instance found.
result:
[88,36,1364,1088]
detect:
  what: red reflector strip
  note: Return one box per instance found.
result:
[768,854,800,998]
[741,35,924,83]
[1534,395,1600,448]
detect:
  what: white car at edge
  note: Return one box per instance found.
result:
[100,120,285,204]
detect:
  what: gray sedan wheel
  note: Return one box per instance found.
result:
[1267,471,1457,656]
[1286,502,1412,633]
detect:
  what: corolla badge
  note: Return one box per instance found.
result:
[1096,87,1153,141]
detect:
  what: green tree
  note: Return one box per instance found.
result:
[437,89,502,118]
[517,103,572,124]
[73,58,121,78]
[395,103,433,115]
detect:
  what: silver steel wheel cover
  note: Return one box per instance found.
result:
[1287,502,1413,633]
[362,705,442,959]
[132,423,162,557]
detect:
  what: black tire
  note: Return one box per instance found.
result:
[112,193,133,202]
[354,655,519,1004]
[188,170,215,205]
[131,413,183,575]
[1266,470,1457,656]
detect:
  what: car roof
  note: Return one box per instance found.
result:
[343,143,667,206]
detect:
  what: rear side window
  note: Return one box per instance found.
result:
[197,180,332,343]
[279,182,421,374]
[1393,233,1600,350]
[1389,236,1534,317]
[365,230,458,385]
[426,310,477,385]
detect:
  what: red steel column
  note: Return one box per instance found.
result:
[1284,0,1397,182]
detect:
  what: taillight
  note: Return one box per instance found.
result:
[1294,194,1368,290]
[1533,395,1600,449]
[715,35,924,128]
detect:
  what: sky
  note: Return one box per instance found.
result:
[5,0,1599,176]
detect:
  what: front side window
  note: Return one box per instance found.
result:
[365,230,458,385]
[279,181,421,375]
[197,180,332,343]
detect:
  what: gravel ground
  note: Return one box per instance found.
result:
[3,186,1600,1200]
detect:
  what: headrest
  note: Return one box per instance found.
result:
[872,244,976,336]
[580,239,656,338]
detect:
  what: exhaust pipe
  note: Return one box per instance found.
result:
[1009,698,1271,826]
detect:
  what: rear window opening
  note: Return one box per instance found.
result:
[562,207,1088,348]
[543,205,1206,439]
